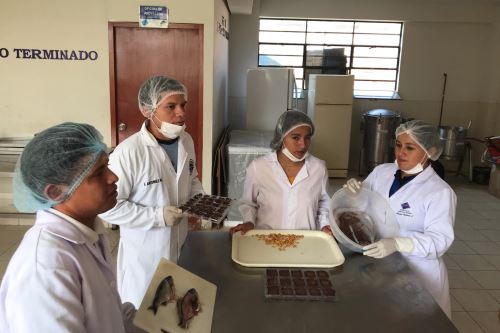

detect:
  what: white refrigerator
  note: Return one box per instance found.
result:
[246,68,297,131]
[307,74,354,178]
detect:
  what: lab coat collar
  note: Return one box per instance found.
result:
[402,163,435,185]
[39,210,113,270]
[139,120,189,204]
[177,137,188,180]
[140,120,190,148]
[388,163,436,198]
[140,120,160,147]
[38,209,104,245]
[267,151,310,186]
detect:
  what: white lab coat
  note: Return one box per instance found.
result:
[100,122,204,307]
[239,152,330,230]
[364,163,456,318]
[0,210,138,333]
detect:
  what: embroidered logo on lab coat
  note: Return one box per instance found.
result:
[396,202,413,217]
[189,159,195,175]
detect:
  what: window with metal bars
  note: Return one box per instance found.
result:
[258,18,403,99]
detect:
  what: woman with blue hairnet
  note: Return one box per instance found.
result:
[100,76,205,307]
[0,123,145,332]
[345,120,456,318]
[229,110,332,235]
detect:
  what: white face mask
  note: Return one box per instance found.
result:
[395,154,428,175]
[152,114,186,139]
[282,146,308,162]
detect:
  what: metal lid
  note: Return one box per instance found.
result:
[363,109,400,118]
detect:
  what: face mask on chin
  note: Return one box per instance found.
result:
[151,113,186,139]
[282,146,308,162]
[395,154,429,175]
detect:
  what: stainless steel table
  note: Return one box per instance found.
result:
[178,231,459,333]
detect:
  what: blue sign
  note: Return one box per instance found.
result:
[140,6,168,28]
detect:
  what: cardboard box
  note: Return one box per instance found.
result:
[488,164,500,198]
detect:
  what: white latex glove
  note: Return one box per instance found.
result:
[343,178,362,195]
[363,237,414,259]
[163,206,184,226]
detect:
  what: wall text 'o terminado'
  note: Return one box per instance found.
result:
[0,48,98,61]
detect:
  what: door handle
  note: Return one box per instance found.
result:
[118,123,127,132]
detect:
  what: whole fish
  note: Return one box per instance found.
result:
[148,275,175,315]
[177,288,201,328]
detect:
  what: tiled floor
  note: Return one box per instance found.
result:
[0,175,499,332]
[443,177,500,333]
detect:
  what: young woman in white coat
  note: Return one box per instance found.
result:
[230,110,332,235]
[345,120,456,319]
[0,123,144,333]
[100,76,205,307]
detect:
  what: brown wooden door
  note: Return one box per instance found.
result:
[109,22,204,178]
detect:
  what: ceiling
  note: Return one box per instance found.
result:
[227,0,253,14]
[226,0,500,15]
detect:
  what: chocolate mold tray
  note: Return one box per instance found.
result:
[178,194,233,225]
[264,268,336,301]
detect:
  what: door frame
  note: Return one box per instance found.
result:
[108,22,204,151]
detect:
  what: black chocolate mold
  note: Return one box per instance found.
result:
[178,194,233,224]
[264,268,336,301]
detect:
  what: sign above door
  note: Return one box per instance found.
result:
[139,6,169,28]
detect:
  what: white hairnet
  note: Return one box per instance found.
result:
[395,120,443,161]
[13,122,107,212]
[270,110,314,151]
[138,76,188,117]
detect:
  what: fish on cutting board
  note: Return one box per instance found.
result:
[177,288,201,328]
[148,275,176,315]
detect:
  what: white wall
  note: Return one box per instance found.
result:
[213,0,230,143]
[228,0,500,174]
[0,0,109,139]
[260,0,496,22]
[228,0,260,129]
[0,0,228,192]
[399,22,491,102]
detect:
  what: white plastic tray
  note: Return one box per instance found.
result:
[231,229,345,268]
[133,258,217,333]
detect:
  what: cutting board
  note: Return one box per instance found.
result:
[133,258,217,333]
[232,229,345,268]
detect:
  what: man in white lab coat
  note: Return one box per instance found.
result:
[0,123,144,333]
[345,120,456,318]
[100,76,205,307]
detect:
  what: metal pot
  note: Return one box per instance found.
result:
[359,109,401,176]
[438,126,467,161]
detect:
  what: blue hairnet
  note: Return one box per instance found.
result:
[138,76,188,117]
[395,120,443,161]
[270,110,315,151]
[13,122,107,213]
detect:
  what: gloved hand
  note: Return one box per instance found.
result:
[121,302,147,333]
[343,178,362,195]
[163,206,184,226]
[363,237,414,258]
